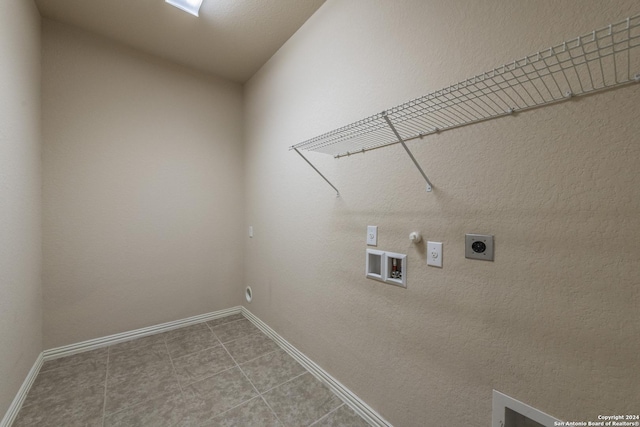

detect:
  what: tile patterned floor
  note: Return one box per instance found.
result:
[13,313,371,427]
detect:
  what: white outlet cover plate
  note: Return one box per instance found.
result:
[367,226,377,246]
[427,241,443,267]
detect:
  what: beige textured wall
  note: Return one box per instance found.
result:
[0,0,43,416]
[42,20,244,348]
[244,1,640,425]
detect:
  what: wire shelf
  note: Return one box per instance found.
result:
[292,15,640,160]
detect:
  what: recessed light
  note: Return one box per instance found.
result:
[165,0,203,17]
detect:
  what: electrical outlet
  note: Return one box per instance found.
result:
[367,226,378,246]
[465,234,494,261]
[427,241,443,267]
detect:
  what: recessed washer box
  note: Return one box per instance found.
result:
[384,252,407,288]
[366,249,407,288]
[366,249,385,282]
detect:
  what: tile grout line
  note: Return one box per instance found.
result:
[170,345,281,398]
[164,337,186,395]
[105,337,188,421]
[205,317,277,350]
[219,340,287,427]
[236,348,280,366]
[258,395,286,427]
[205,318,266,346]
[204,317,245,335]
[166,324,248,425]
[190,363,240,385]
[38,349,106,375]
[258,370,309,395]
[203,322,224,347]
[173,345,288,401]
[194,394,264,424]
[166,321,241,391]
[206,317,246,330]
[213,330,265,346]
[170,343,225,364]
[101,390,172,421]
[101,347,110,427]
[218,341,258,394]
[308,403,346,427]
[108,338,164,357]
[162,337,195,427]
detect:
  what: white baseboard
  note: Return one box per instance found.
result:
[43,306,242,361]
[241,307,392,427]
[0,353,43,427]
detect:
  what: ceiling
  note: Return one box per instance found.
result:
[35,0,326,83]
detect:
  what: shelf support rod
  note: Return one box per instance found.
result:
[383,113,433,192]
[293,147,340,197]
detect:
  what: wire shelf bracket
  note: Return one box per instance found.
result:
[383,112,433,192]
[293,147,340,197]
[290,14,640,194]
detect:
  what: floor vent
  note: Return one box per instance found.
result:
[492,390,561,427]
